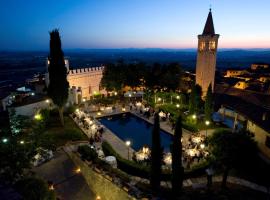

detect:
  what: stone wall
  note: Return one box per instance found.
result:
[247,121,270,159]
[12,99,49,117]
[67,66,105,100]
[67,152,131,200]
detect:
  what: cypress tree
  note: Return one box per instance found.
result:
[189,83,196,114]
[47,29,69,126]
[204,83,213,121]
[189,83,202,114]
[150,112,162,191]
[171,115,184,196]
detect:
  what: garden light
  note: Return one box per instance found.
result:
[2,138,8,143]
[200,143,205,149]
[125,140,131,146]
[75,167,81,173]
[34,113,42,120]
[96,196,101,200]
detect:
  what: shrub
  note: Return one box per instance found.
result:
[78,145,98,161]
[16,177,56,200]
[182,121,198,133]
[65,105,77,115]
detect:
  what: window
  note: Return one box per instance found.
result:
[209,41,216,50]
[265,136,270,148]
[199,42,205,51]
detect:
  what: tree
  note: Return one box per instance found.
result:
[160,63,182,91]
[16,177,56,200]
[208,129,258,188]
[9,109,30,136]
[189,83,202,114]
[204,83,213,121]
[47,29,69,126]
[171,115,184,196]
[150,112,162,191]
[0,138,35,184]
[100,62,125,92]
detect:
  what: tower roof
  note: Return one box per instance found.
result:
[202,9,215,35]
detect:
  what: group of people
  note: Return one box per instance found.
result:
[182,134,208,169]
[72,109,104,143]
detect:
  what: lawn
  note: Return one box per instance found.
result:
[38,115,88,149]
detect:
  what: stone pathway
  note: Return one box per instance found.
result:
[102,126,135,159]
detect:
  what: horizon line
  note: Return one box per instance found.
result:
[1,47,270,52]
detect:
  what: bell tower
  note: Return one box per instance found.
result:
[195,9,219,96]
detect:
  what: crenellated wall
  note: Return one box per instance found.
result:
[45,57,106,104]
[67,66,105,102]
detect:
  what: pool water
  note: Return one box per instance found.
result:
[99,113,173,151]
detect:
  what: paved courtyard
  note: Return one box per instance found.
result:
[33,149,95,200]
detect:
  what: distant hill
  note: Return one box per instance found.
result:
[0,49,269,85]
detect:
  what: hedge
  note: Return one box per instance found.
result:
[182,121,199,133]
[78,145,98,161]
[102,141,208,180]
[102,141,150,178]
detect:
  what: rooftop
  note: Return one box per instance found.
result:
[215,93,270,133]
[202,9,215,35]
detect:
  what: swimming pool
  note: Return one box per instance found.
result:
[99,113,173,151]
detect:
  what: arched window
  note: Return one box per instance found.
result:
[199,42,206,51]
[209,41,216,50]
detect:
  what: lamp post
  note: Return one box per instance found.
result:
[2,138,8,143]
[125,140,131,160]
[205,120,210,137]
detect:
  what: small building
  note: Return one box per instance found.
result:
[251,63,269,70]
[224,69,246,78]
[259,76,270,83]
[215,94,270,160]
[234,81,249,89]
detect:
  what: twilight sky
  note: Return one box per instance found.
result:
[1,0,270,50]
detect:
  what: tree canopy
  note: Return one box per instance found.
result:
[208,129,258,187]
[100,61,182,92]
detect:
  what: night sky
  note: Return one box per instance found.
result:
[1,0,270,50]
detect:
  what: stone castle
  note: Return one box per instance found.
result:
[45,59,105,104]
[195,9,219,96]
